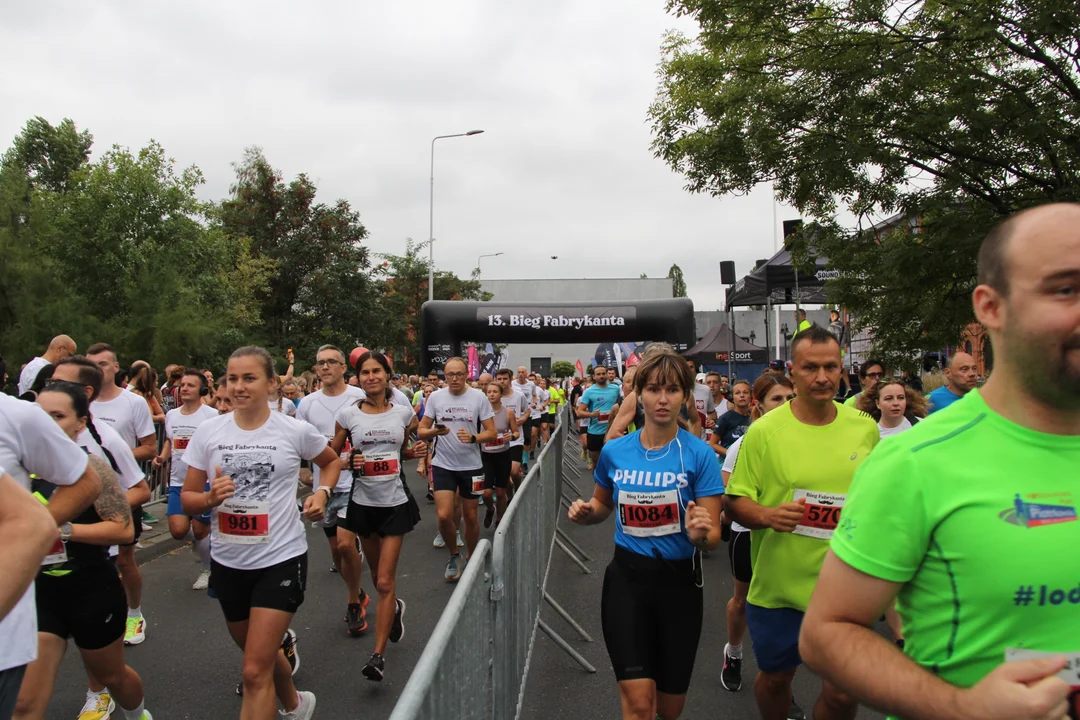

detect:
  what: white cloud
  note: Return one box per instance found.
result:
[1,0,799,311]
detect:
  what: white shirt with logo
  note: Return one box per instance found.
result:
[184,412,329,570]
[91,391,155,450]
[17,357,50,395]
[163,405,220,487]
[334,403,414,508]
[0,394,89,672]
[297,386,365,492]
[424,387,494,472]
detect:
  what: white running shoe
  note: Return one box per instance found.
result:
[77,692,115,720]
[192,570,210,591]
[433,532,446,548]
[280,690,316,719]
[456,531,464,547]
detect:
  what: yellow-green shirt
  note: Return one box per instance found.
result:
[726,401,879,611]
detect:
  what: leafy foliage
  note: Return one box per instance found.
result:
[650,0,1080,364]
[551,360,576,377]
[667,263,688,297]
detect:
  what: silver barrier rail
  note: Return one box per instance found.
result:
[389,406,595,720]
[387,539,494,720]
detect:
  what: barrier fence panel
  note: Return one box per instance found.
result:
[387,540,494,720]
[390,407,592,720]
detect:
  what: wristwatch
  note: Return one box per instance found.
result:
[470,434,477,444]
[316,486,333,496]
[59,523,73,541]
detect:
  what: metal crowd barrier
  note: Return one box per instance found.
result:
[389,407,595,720]
[141,422,170,506]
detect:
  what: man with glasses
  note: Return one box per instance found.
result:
[296,345,369,636]
[844,359,886,408]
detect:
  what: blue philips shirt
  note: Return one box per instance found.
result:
[594,428,725,560]
[927,386,964,414]
[580,384,621,435]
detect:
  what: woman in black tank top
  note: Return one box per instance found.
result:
[15,383,154,720]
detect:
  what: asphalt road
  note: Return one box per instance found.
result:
[43,452,888,720]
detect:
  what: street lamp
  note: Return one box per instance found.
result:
[475,252,504,276]
[428,129,485,303]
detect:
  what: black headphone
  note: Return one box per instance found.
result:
[188,373,210,397]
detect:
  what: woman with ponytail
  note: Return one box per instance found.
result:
[14,380,154,720]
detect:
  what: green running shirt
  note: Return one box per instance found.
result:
[726,401,879,611]
[832,389,1080,704]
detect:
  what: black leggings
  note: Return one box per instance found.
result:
[600,546,703,695]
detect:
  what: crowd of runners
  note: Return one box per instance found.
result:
[0,203,1078,720]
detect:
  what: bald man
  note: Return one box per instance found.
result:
[17,335,76,395]
[801,202,1080,720]
[927,351,978,413]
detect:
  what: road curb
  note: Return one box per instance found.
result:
[135,534,190,565]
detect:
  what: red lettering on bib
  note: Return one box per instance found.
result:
[173,437,190,451]
[598,412,610,422]
[472,475,486,494]
[217,499,270,544]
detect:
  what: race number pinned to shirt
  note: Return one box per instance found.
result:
[618,490,680,537]
[598,412,610,422]
[217,498,270,544]
[472,474,486,494]
[362,451,400,481]
[1005,649,1080,719]
[792,489,846,539]
[485,436,506,449]
[41,537,67,566]
[173,435,192,451]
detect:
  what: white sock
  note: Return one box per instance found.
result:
[725,642,743,659]
[194,535,211,570]
[86,688,103,700]
[127,606,142,619]
[121,699,145,720]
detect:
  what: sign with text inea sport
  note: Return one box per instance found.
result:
[477,306,636,332]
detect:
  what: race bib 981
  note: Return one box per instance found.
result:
[217,499,270,544]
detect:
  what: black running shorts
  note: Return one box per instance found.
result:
[586,432,606,453]
[727,530,752,584]
[36,565,127,650]
[210,553,308,624]
[481,450,512,490]
[601,546,703,695]
[344,499,420,538]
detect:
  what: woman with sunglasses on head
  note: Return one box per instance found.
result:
[14,381,153,720]
[324,351,425,682]
[717,374,796,699]
[568,348,723,720]
[182,346,343,720]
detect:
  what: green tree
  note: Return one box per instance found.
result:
[551,360,576,378]
[219,147,374,359]
[667,263,687,297]
[650,0,1080,365]
[373,238,492,373]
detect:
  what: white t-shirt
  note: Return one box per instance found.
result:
[512,380,538,413]
[184,412,328,570]
[18,357,50,396]
[424,387,494,472]
[297,386,365,492]
[334,403,414,508]
[78,422,145,492]
[502,389,530,448]
[92,391,155,450]
[530,389,549,420]
[878,417,913,439]
[268,398,296,417]
[721,435,749,533]
[0,394,89,672]
[357,386,414,411]
[163,405,220,487]
[715,397,729,416]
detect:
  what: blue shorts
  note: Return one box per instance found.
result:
[745,603,804,673]
[167,485,211,524]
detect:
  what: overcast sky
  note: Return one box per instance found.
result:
[2,1,801,311]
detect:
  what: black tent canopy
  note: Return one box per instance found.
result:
[725,247,835,308]
[683,323,768,365]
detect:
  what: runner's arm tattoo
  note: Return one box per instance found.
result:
[88,455,134,530]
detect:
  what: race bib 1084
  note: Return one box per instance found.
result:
[217,499,270,544]
[618,489,680,538]
[792,489,846,540]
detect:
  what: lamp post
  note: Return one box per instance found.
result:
[428,129,485,303]
[475,252,504,277]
